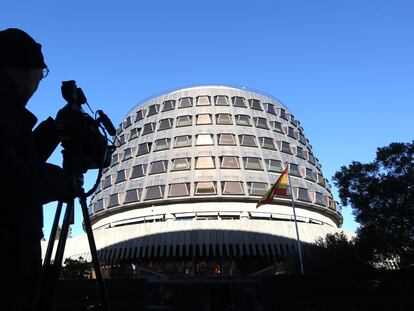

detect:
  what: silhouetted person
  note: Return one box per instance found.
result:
[0,28,73,310]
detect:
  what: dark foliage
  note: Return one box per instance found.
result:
[61,256,90,279]
[333,141,414,268]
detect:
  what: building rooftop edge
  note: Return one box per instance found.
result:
[125,84,289,117]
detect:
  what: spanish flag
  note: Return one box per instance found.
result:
[256,166,289,208]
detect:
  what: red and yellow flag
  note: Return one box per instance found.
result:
[256,166,288,208]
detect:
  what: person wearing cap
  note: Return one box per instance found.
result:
[0,28,74,310]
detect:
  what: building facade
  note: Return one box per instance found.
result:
[47,86,344,275]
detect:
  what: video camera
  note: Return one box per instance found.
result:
[55,80,116,172]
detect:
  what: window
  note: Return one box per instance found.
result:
[220,156,240,169]
[171,158,191,171]
[118,134,127,146]
[142,122,156,135]
[264,103,276,115]
[235,114,251,126]
[135,110,145,122]
[137,142,152,156]
[296,146,306,159]
[196,134,214,145]
[308,153,316,165]
[149,160,168,175]
[315,192,326,206]
[296,188,311,202]
[111,154,119,166]
[328,198,337,210]
[289,163,301,177]
[178,97,193,108]
[108,194,119,208]
[218,134,236,146]
[123,116,132,129]
[259,137,276,150]
[253,117,269,129]
[195,182,216,195]
[168,183,190,197]
[196,114,212,125]
[239,135,257,147]
[271,121,284,134]
[154,138,170,151]
[317,174,326,187]
[243,157,263,170]
[305,168,316,181]
[222,181,244,195]
[248,182,268,196]
[162,100,176,111]
[290,115,298,127]
[176,115,192,127]
[196,96,210,106]
[232,96,246,107]
[195,156,215,169]
[324,197,337,211]
[95,199,104,212]
[129,128,141,140]
[158,118,173,131]
[214,95,229,106]
[123,148,134,161]
[280,108,288,120]
[115,170,128,183]
[174,135,192,148]
[266,159,283,173]
[248,99,262,111]
[124,188,142,203]
[147,104,160,116]
[299,134,307,145]
[288,127,297,139]
[144,185,165,200]
[130,164,147,179]
[216,114,233,125]
[103,175,112,189]
[280,141,292,154]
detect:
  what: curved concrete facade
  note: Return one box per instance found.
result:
[48,86,344,271]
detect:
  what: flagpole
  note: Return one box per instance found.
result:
[286,164,305,274]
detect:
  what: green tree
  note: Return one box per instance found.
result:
[333,141,414,268]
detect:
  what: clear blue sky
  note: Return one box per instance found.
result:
[2,0,413,238]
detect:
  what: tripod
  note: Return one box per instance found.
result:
[39,169,110,311]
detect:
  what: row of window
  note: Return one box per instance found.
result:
[101,158,327,190]
[94,182,335,213]
[121,96,300,131]
[118,114,308,147]
[113,135,317,166]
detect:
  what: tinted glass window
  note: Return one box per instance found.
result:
[232,96,246,107]
[220,156,240,169]
[130,164,147,179]
[218,134,236,145]
[162,100,176,111]
[168,183,190,197]
[215,95,229,106]
[197,96,210,106]
[196,156,215,169]
[195,182,216,195]
[171,158,191,171]
[178,97,193,108]
[145,185,165,200]
[222,181,244,195]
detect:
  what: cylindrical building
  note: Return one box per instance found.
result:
[50,85,344,275]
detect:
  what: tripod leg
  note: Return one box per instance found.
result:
[38,199,74,311]
[43,201,64,267]
[79,193,111,311]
